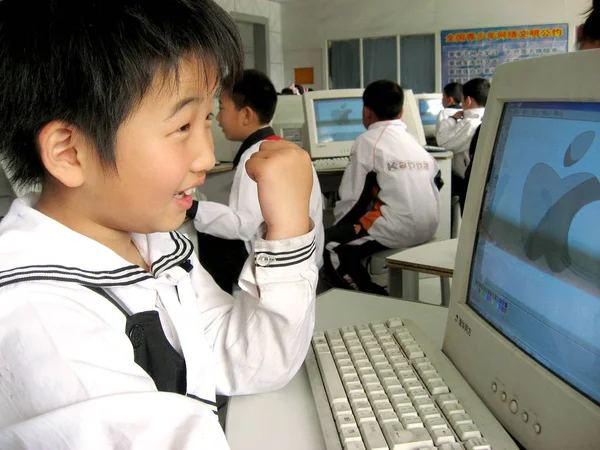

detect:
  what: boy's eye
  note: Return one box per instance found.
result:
[179,123,191,132]
[206,112,215,120]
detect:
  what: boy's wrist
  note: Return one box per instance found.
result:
[265,219,311,241]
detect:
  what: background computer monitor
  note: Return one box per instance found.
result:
[304,88,427,159]
[402,89,427,147]
[303,89,365,159]
[415,93,444,139]
[444,50,600,449]
[271,95,307,149]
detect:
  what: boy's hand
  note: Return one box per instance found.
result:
[245,140,313,241]
[453,111,464,120]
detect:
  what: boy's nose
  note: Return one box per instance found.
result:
[190,134,215,173]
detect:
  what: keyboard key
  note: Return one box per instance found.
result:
[352,400,372,412]
[425,417,449,433]
[315,351,347,404]
[442,403,465,418]
[426,379,450,395]
[408,389,430,402]
[401,416,424,429]
[431,427,456,446]
[439,443,465,450]
[436,394,458,408]
[385,318,404,328]
[420,407,442,421]
[405,345,425,359]
[449,413,473,429]
[464,437,491,450]
[341,426,362,443]
[391,395,413,409]
[337,413,358,430]
[381,424,434,449]
[356,408,377,424]
[333,402,352,416]
[455,424,482,441]
[395,405,418,419]
[375,410,400,424]
[358,421,388,450]
[344,442,367,450]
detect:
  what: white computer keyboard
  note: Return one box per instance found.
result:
[305,318,512,450]
[313,157,350,171]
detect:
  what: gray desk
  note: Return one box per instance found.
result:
[225,289,448,450]
[387,238,457,306]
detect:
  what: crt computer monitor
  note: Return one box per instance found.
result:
[304,88,426,159]
[303,89,365,159]
[444,49,600,449]
[415,93,444,139]
[271,95,307,149]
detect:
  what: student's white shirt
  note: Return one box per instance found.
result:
[191,139,324,268]
[434,107,463,137]
[333,119,440,249]
[435,107,485,178]
[0,196,318,449]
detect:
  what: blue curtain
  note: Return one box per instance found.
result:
[363,37,398,86]
[400,35,435,94]
[329,40,360,89]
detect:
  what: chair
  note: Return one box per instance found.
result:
[361,247,405,289]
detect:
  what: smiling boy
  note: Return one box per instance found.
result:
[0,0,318,448]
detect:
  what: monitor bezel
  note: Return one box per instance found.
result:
[443,50,600,450]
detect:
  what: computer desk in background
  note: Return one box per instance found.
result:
[317,151,453,240]
[225,289,449,450]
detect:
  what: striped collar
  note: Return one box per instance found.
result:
[0,197,194,289]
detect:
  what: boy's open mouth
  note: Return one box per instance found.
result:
[173,188,194,199]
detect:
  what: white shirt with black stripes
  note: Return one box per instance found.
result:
[0,195,318,449]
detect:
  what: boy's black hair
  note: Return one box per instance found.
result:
[280,88,295,95]
[581,0,600,43]
[0,0,243,189]
[443,82,463,105]
[362,80,404,121]
[228,69,277,125]
[462,78,491,107]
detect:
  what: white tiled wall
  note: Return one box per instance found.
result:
[281,0,591,90]
[214,0,285,91]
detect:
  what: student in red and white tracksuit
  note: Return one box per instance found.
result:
[324,81,441,295]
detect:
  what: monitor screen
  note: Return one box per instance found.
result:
[468,101,600,405]
[313,97,364,144]
[419,98,444,126]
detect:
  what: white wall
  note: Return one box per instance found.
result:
[213,0,285,91]
[282,0,591,90]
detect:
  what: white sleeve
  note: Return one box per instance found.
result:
[0,288,229,449]
[191,163,263,242]
[435,116,473,153]
[193,224,318,396]
[333,138,371,224]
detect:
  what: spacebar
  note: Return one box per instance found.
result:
[315,350,347,404]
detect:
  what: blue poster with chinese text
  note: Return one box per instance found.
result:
[441,24,569,87]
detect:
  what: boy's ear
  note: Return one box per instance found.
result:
[397,108,404,119]
[37,121,90,188]
[242,106,257,126]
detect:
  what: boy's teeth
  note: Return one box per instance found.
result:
[184,188,195,195]
[174,192,184,199]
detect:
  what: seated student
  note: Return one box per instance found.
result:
[323,80,441,295]
[188,69,324,293]
[0,1,318,448]
[436,77,490,198]
[434,81,463,138]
